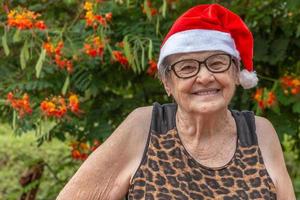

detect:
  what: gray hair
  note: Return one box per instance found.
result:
[157,57,172,82]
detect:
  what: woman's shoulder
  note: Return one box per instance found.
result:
[254,115,295,198]
[56,106,154,199]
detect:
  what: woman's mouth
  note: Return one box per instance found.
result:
[192,89,221,96]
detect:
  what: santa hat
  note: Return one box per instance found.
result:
[158,4,258,89]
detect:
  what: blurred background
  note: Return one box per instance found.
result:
[0,0,299,199]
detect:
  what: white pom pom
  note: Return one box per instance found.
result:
[239,69,259,89]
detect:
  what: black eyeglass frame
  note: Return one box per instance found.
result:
[167,53,233,79]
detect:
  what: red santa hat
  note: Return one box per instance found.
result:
[158,4,258,89]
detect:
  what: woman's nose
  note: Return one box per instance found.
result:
[195,65,215,84]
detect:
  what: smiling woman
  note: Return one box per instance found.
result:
[57,4,296,200]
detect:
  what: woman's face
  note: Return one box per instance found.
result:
[163,51,239,114]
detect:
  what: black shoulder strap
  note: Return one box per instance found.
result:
[231,110,258,146]
[150,102,177,134]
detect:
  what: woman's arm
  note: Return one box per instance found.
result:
[255,116,296,200]
[56,106,152,200]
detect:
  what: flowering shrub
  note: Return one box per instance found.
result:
[0,0,299,148]
[7,92,32,117]
[70,139,101,161]
[0,0,300,197]
[7,8,47,30]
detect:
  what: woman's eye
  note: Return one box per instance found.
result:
[180,65,196,71]
[209,61,225,68]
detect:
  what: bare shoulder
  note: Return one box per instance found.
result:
[254,116,278,147]
[254,115,296,200]
[57,106,153,200]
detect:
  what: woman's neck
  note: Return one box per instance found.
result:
[175,106,237,160]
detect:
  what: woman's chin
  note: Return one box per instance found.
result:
[188,100,227,114]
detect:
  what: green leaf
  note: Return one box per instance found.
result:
[12,110,17,131]
[0,99,6,105]
[2,29,10,56]
[13,29,21,43]
[35,49,46,78]
[156,16,160,35]
[20,40,29,70]
[141,46,145,71]
[123,36,133,65]
[144,0,152,21]
[61,75,70,96]
[148,39,153,60]
[162,0,167,18]
[36,119,57,141]
[292,101,300,113]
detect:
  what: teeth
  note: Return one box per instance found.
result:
[194,90,219,95]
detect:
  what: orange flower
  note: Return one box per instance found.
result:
[68,94,81,114]
[280,75,300,95]
[94,15,107,26]
[40,96,67,118]
[83,2,93,11]
[112,51,128,67]
[7,8,46,30]
[84,36,104,58]
[43,42,55,54]
[34,20,47,30]
[7,92,32,117]
[147,60,157,76]
[83,1,110,28]
[266,91,276,107]
[253,88,263,102]
[142,0,158,16]
[70,139,101,161]
[253,88,277,110]
[105,12,112,21]
[71,149,81,160]
[43,40,74,73]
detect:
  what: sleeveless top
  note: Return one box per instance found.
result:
[128,103,277,200]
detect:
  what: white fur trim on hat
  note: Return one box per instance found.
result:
[158,29,240,68]
[239,69,258,89]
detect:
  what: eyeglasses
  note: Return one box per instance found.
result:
[168,53,232,79]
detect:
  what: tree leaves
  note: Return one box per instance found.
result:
[20,40,30,70]
[2,28,10,56]
[35,49,46,78]
[61,75,70,96]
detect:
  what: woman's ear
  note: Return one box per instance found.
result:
[232,60,241,85]
[235,74,240,85]
[162,77,172,97]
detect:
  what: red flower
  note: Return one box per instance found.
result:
[40,96,67,118]
[68,94,81,114]
[147,60,157,76]
[43,40,74,73]
[280,75,300,95]
[71,149,81,160]
[84,36,104,58]
[7,92,32,117]
[266,91,276,107]
[105,12,112,21]
[253,88,277,110]
[34,20,47,30]
[7,9,47,30]
[94,15,107,26]
[70,139,101,161]
[112,51,129,67]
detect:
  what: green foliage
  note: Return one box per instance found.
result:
[0,0,299,198]
[0,124,80,200]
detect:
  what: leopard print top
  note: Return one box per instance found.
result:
[128,103,277,199]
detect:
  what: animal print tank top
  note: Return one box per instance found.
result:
[128,103,277,199]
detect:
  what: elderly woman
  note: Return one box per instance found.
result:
[57,4,295,200]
